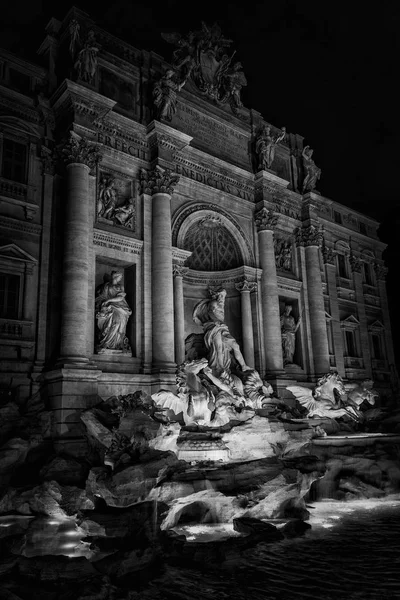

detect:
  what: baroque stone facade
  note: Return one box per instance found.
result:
[0,8,396,450]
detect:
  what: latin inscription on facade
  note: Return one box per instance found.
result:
[97,132,149,161]
[172,101,250,168]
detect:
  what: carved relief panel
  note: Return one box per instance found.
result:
[96,169,137,232]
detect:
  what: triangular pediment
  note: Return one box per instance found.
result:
[341,315,360,329]
[0,244,37,263]
[369,320,386,332]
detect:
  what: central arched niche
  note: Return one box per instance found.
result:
[173,205,254,364]
[183,215,242,271]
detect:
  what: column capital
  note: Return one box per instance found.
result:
[40,146,56,175]
[173,264,189,278]
[140,165,180,196]
[349,251,363,273]
[322,240,336,265]
[235,279,257,293]
[374,263,388,280]
[254,207,278,232]
[58,131,102,170]
[295,224,323,247]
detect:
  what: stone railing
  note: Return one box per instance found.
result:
[0,177,27,200]
[344,356,364,369]
[0,319,32,338]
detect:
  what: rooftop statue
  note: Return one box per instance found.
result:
[95,271,132,354]
[302,145,321,193]
[255,125,286,170]
[74,30,99,84]
[153,69,187,122]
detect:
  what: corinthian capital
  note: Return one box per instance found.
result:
[254,207,278,232]
[59,131,102,170]
[235,279,257,293]
[374,263,388,280]
[172,264,189,278]
[295,224,323,247]
[139,165,180,195]
[321,240,336,265]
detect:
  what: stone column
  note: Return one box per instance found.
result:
[173,264,188,365]
[298,225,330,376]
[235,279,257,368]
[141,167,180,372]
[322,243,345,376]
[255,207,284,375]
[350,252,372,376]
[58,132,101,364]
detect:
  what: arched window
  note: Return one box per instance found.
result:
[183,216,242,272]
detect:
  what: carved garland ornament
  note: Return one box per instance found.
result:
[139,165,180,195]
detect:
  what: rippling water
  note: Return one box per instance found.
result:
[2,499,400,599]
[156,498,400,600]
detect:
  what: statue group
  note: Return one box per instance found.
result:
[154,288,278,428]
[255,125,286,171]
[155,22,248,120]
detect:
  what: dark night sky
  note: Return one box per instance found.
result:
[2,0,400,363]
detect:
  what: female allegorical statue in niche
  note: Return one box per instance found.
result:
[95,271,132,354]
[280,304,301,366]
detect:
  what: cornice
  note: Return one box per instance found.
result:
[0,216,42,236]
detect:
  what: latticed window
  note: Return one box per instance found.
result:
[183,217,242,271]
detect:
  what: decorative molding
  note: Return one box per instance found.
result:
[93,229,143,256]
[139,165,179,195]
[349,252,362,273]
[0,215,41,236]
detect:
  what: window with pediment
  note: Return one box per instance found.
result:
[183,216,242,272]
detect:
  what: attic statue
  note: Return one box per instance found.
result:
[302,145,321,193]
[153,69,186,121]
[255,125,286,170]
[95,271,132,354]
